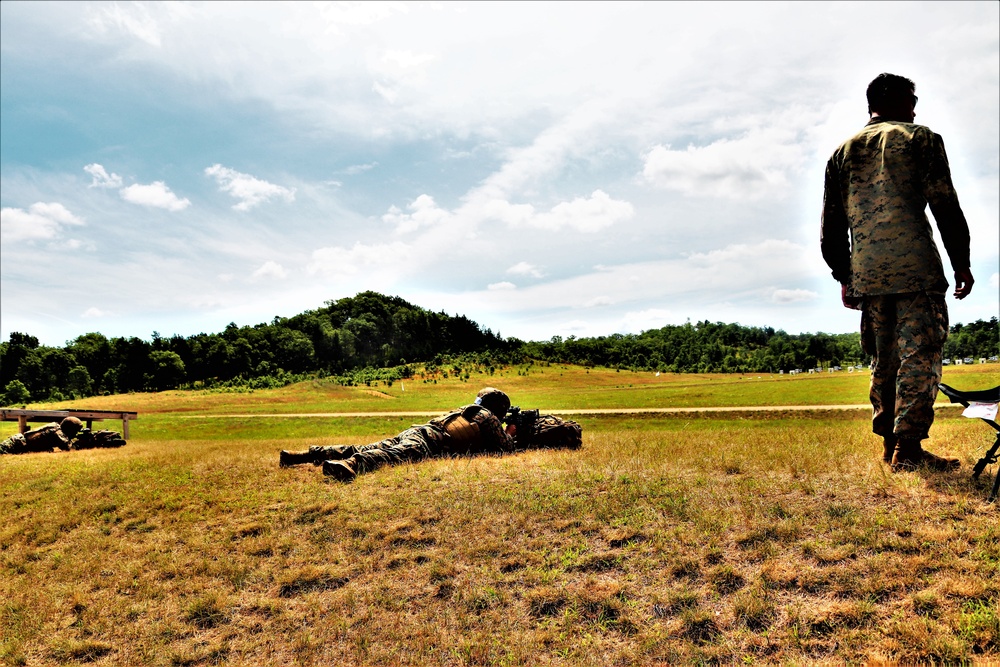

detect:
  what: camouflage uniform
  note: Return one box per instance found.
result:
[515,415,583,451]
[0,422,73,455]
[821,119,971,442]
[71,429,127,450]
[309,403,515,477]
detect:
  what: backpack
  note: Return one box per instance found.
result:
[525,415,582,450]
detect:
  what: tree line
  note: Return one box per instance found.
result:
[1,291,997,404]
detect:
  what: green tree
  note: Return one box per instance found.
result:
[146,351,186,391]
[67,366,94,398]
[2,379,31,406]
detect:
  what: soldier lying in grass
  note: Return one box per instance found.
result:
[279,387,582,482]
[1,417,126,455]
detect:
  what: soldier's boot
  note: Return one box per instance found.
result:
[891,438,960,472]
[882,436,897,464]
[322,459,357,483]
[279,450,315,467]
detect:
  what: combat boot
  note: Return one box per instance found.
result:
[279,450,315,467]
[891,438,960,472]
[882,435,897,464]
[322,459,357,483]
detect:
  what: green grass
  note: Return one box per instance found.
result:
[1,364,998,665]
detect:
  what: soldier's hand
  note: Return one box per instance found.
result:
[505,424,517,437]
[953,268,974,300]
[841,283,862,310]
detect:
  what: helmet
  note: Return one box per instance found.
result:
[60,416,83,437]
[475,387,510,418]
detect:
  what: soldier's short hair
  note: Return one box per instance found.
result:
[867,73,916,114]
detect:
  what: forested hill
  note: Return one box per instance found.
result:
[1,290,997,404]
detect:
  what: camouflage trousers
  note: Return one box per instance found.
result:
[309,425,448,476]
[0,433,28,455]
[861,291,948,441]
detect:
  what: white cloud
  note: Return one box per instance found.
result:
[251,261,287,281]
[474,190,633,234]
[620,308,674,333]
[205,164,296,211]
[218,273,235,283]
[488,281,517,291]
[583,296,613,307]
[84,163,123,188]
[507,262,545,278]
[315,1,410,33]
[382,194,450,234]
[989,273,999,289]
[642,120,809,200]
[81,307,109,318]
[532,190,634,233]
[0,202,84,242]
[685,239,811,270]
[307,242,410,276]
[341,162,377,175]
[120,182,191,211]
[87,2,164,47]
[771,289,819,304]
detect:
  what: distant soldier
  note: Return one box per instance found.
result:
[0,417,82,455]
[280,387,582,482]
[821,73,974,471]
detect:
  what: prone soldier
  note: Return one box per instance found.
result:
[1,417,127,455]
[1,417,82,455]
[279,387,582,482]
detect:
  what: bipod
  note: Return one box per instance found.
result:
[938,383,1000,503]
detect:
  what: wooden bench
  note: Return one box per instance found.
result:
[0,409,138,439]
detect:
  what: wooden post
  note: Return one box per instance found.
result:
[18,416,27,433]
[123,417,130,440]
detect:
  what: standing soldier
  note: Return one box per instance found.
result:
[821,73,974,471]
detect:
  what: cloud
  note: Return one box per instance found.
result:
[81,307,110,318]
[341,162,377,175]
[620,308,675,333]
[990,273,999,289]
[307,242,410,276]
[382,194,450,234]
[583,296,613,307]
[84,163,123,188]
[771,289,819,304]
[488,281,517,291]
[642,120,808,200]
[372,49,437,101]
[120,182,191,211]
[507,262,545,278]
[205,164,296,211]
[478,190,635,234]
[0,202,85,242]
[251,261,287,281]
[531,190,635,233]
[87,2,164,47]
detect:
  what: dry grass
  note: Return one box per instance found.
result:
[2,366,999,665]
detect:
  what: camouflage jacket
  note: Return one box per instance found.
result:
[428,404,515,454]
[821,119,971,296]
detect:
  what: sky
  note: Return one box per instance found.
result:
[1,1,998,348]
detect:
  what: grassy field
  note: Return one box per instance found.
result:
[2,364,998,665]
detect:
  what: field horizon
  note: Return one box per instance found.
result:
[2,363,998,665]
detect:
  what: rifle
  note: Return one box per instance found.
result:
[504,406,539,445]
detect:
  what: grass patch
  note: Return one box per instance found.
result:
[2,363,998,664]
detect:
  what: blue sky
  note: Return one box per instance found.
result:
[2,1,997,347]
